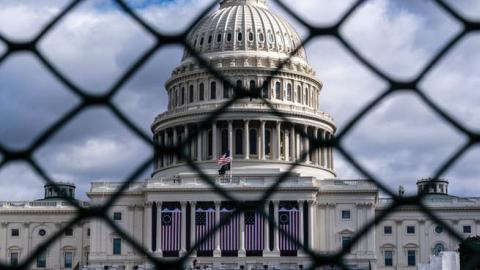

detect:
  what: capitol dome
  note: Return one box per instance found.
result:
[151,0,336,180]
[183,0,307,63]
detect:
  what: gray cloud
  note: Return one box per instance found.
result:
[0,0,478,201]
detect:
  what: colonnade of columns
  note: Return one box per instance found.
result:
[154,120,334,171]
[145,200,316,257]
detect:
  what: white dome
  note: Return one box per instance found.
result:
[184,0,306,62]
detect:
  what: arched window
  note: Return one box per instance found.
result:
[297,86,301,103]
[250,80,256,96]
[235,129,243,155]
[208,130,213,156]
[433,243,444,256]
[223,85,229,99]
[259,32,264,42]
[249,129,258,155]
[189,85,194,103]
[200,37,204,45]
[211,82,216,99]
[199,83,204,101]
[227,33,232,42]
[217,34,222,43]
[236,80,243,96]
[261,83,268,98]
[275,82,281,100]
[238,32,243,41]
[287,83,292,101]
[181,87,185,105]
[221,129,228,154]
[208,35,212,44]
[249,32,254,41]
[265,129,271,156]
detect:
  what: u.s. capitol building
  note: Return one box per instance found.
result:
[1,0,479,269]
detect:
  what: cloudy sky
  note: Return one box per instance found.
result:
[0,0,479,201]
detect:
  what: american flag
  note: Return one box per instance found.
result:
[220,206,239,252]
[217,150,232,166]
[161,207,181,252]
[195,207,215,251]
[278,206,299,251]
[245,210,264,252]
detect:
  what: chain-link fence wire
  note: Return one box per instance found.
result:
[0,0,479,269]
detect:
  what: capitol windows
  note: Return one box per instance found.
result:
[249,80,256,92]
[39,229,46,236]
[463,225,472,234]
[248,31,254,42]
[406,225,415,234]
[217,33,222,43]
[268,32,274,43]
[199,83,205,101]
[341,235,352,253]
[258,32,264,42]
[227,32,232,42]
[11,228,19,237]
[384,250,393,266]
[432,243,445,256]
[249,129,258,155]
[407,250,416,266]
[65,228,73,236]
[189,85,194,103]
[181,87,185,105]
[64,251,73,268]
[261,83,268,99]
[10,252,19,266]
[36,251,47,268]
[200,37,204,46]
[210,82,217,100]
[113,212,122,221]
[384,226,393,235]
[265,129,272,157]
[287,83,292,101]
[221,129,228,154]
[238,32,243,42]
[275,82,281,100]
[208,35,212,44]
[235,129,243,155]
[341,210,351,220]
[113,238,122,255]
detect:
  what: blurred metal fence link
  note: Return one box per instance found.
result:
[0,0,479,269]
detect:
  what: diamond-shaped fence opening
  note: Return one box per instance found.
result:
[0,0,480,270]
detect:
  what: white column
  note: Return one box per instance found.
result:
[180,201,187,255]
[304,126,310,163]
[263,202,270,255]
[298,200,304,252]
[308,201,315,250]
[285,129,289,161]
[260,120,266,160]
[173,127,178,164]
[145,202,152,253]
[190,201,197,256]
[273,200,280,255]
[156,202,162,255]
[197,126,202,161]
[239,209,246,257]
[290,126,295,161]
[228,121,233,154]
[316,128,320,166]
[212,122,217,160]
[214,201,221,257]
[244,120,250,159]
[276,121,281,161]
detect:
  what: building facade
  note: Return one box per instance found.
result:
[1,1,479,270]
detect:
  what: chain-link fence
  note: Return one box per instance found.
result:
[0,0,479,269]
